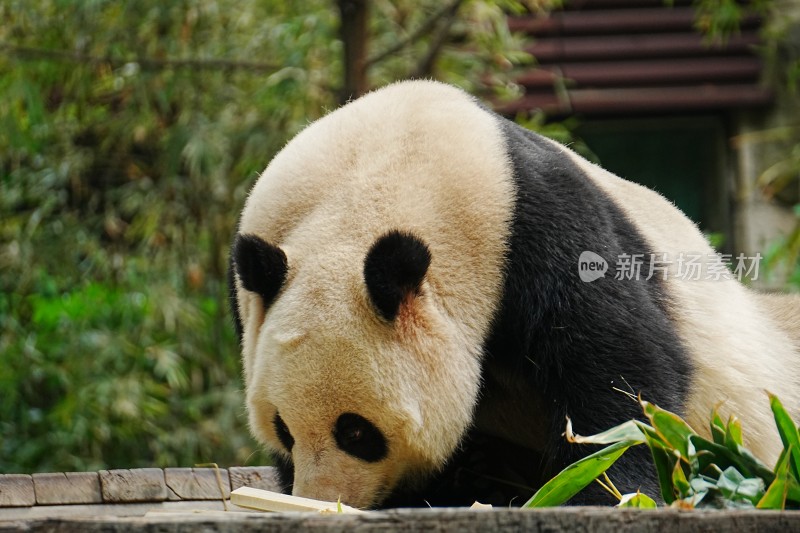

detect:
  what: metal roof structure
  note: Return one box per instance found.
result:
[500,0,773,116]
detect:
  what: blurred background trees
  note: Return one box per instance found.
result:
[2,0,797,475]
[0,0,538,473]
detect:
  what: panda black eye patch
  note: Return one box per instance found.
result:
[333,413,388,462]
[273,413,294,451]
[363,230,431,321]
[233,233,288,309]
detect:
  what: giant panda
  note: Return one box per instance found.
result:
[228,80,800,509]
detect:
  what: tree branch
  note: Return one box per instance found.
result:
[410,0,463,78]
[365,0,462,68]
[339,0,369,103]
[0,43,281,72]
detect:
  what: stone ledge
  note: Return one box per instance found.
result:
[32,473,102,505]
[4,470,799,532]
[229,467,280,492]
[0,500,233,521]
[0,467,278,508]
[164,468,231,501]
[0,475,34,508]
[1,507,800,532]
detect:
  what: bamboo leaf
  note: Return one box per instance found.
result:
[618,491,657,509]
[689,435,773,481]
[716,466,764,506]
[643,431,678,504]
[787,477,800,505]
[642,400,696,459]
[685,476,715,507]
[724,415,743,448]
[710,406,726,445]
[757,445,792,510]
[769,449,800,504]
[523,440,638,508]
[566,417,647,446]
[768,393,800,482]
[671,459,692,499]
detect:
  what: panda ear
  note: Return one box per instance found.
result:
[364,230,431,321]
[233,234,288,308]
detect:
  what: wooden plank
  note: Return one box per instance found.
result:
[32,472,102,505]
[228,467,281,492]
[99,469,167,503]
[164,468,230,501]
[0,475,35,507]
[230,487,364,514]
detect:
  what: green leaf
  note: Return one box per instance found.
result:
[671,459,692,499]
[617,491,657,509]
[787,476,800,505]
[643,401,696,459]
[566,418,647,446]
[770,448,800,504]
[643,431,679,504]
[690,435,774,483]
[768,393,800,482]
[736,446,779,483]
[710,407,726,445]
[758,444,792,510]
[686,476,715,507]
[724,416,743,448]
[689,475,716,495]
[523,440,638,508]
[716,466,764,506]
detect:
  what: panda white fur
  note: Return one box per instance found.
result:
[229,80,800,508]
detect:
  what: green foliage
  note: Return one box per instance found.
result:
[759,153,800,289]
[690,0,800,289]
[367,1,534,96]
[0,0,333,473]
[515,112,596,161]
[0,1,541,473]
[523,440,640,507]
[737,125,800,289]
[523,397,800,509]
[692,0,759,39]
[618,491,658,508]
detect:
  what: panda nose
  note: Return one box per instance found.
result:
[291,458,372,509]
[290,447,343,502]
[292,481,343,506]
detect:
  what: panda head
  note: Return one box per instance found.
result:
[230,80,512,509]
[232,228,483,508]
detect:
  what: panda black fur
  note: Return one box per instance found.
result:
[229,80,800,508]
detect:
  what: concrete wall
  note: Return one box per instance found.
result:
[732,4,800,287]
